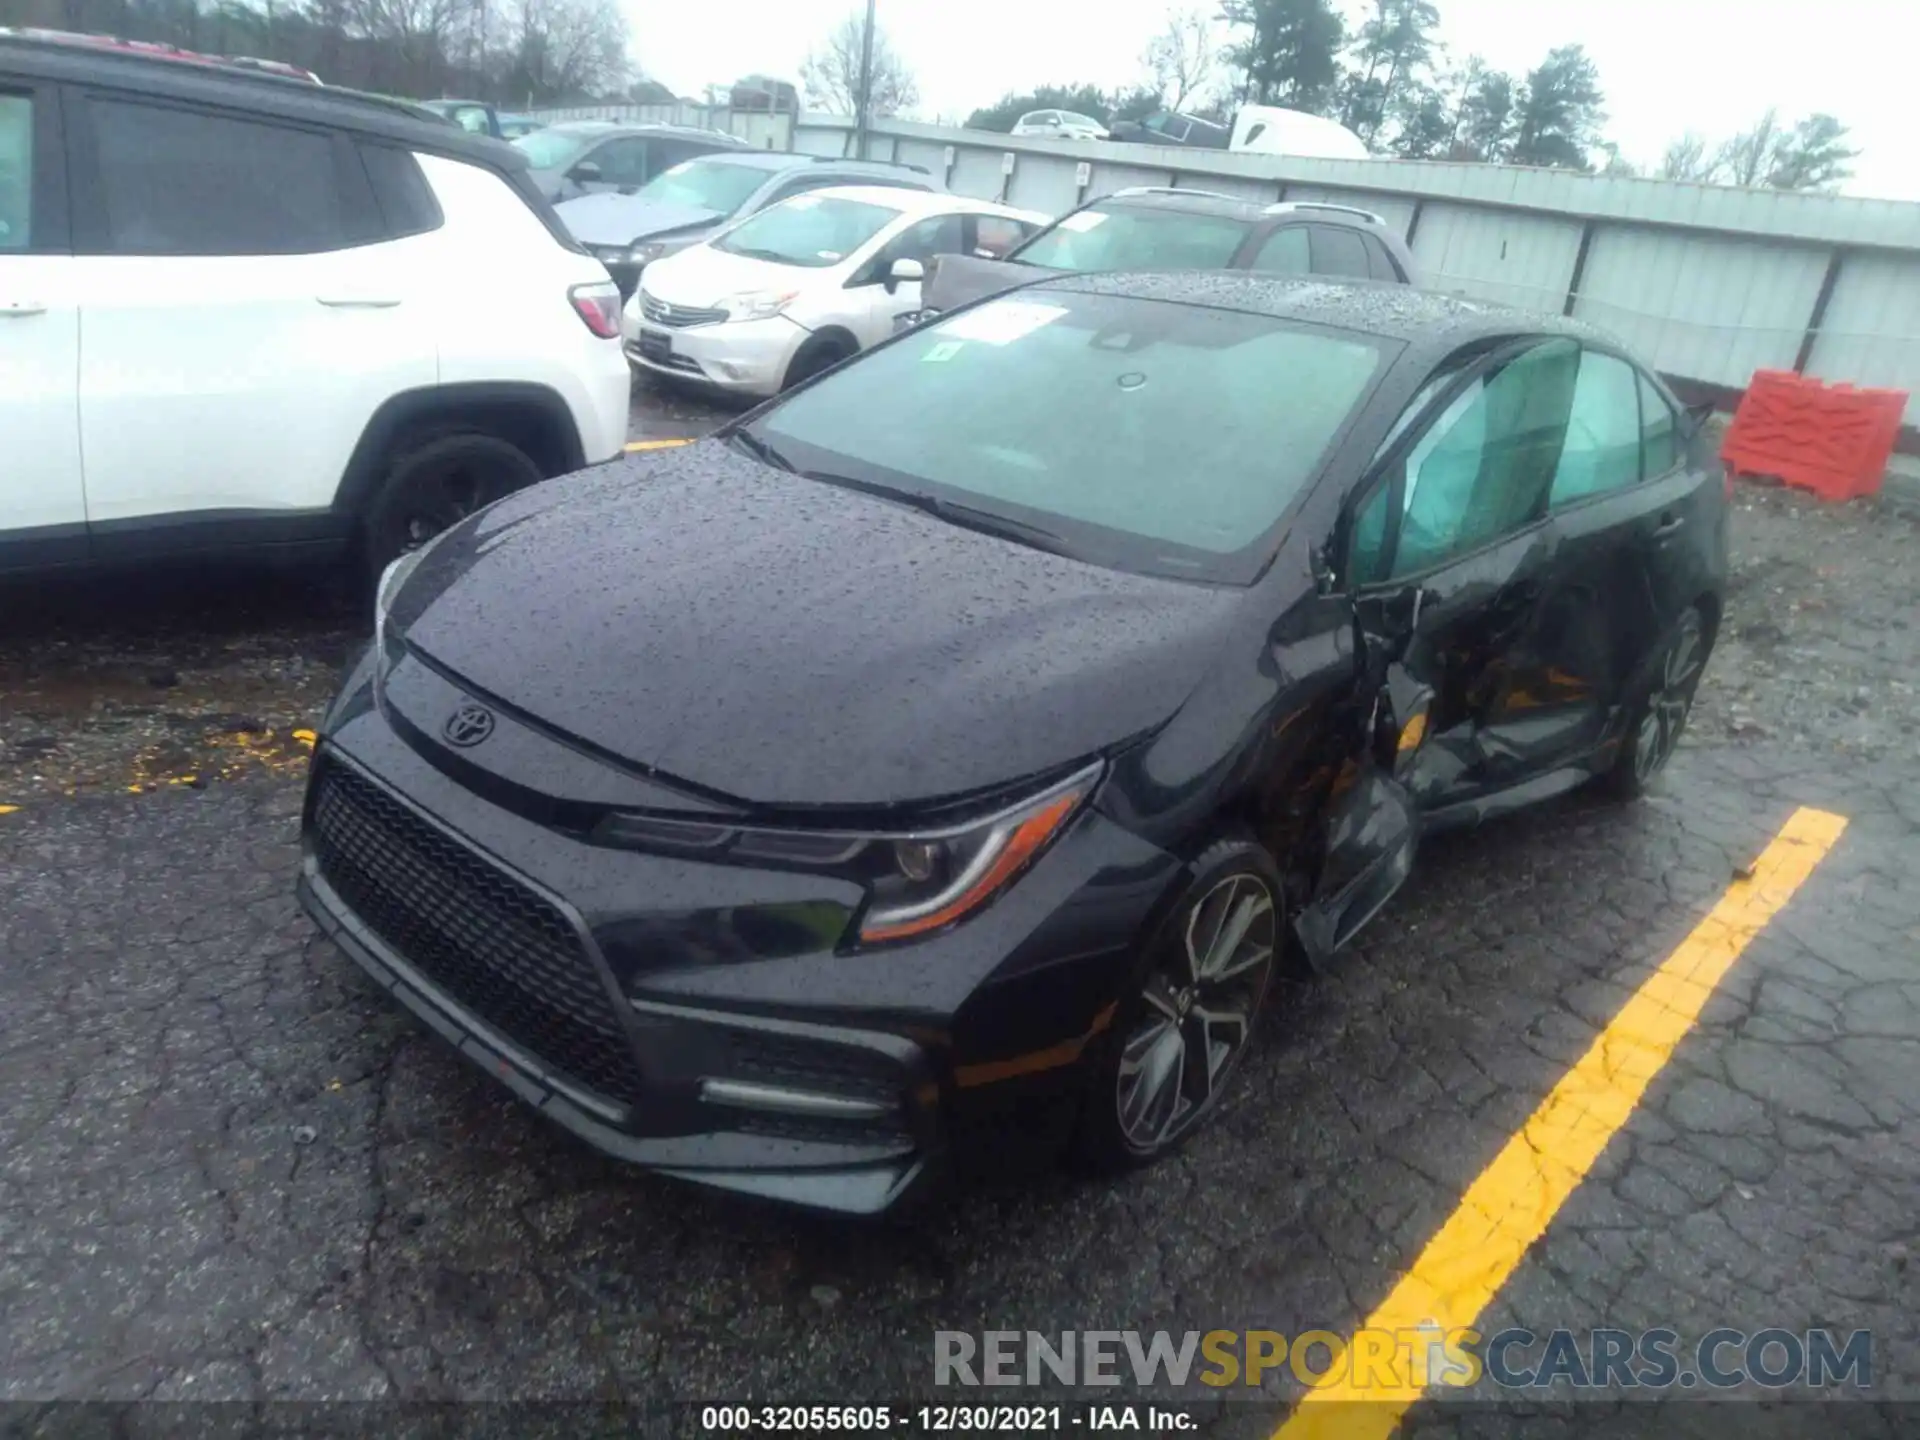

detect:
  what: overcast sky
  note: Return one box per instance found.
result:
[625,0,1916,203]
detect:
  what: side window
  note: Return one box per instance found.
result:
[650,138,712,172]
[1640,372,1681,476]
[358,143,442,239]
[1249,225,1311,275]
[1165,117,1192,142]
[972,214,1036,258]
[1362,233,1403,281]
[766,173,841,206]
[0,91,32,249]
[1352,341,1579,584]
[885,214,965,266]
[1549,350,1643,508]
[86,98,348,255]
[1308,224,1372,278]
[591,138,652,186]
[447,105,490,135]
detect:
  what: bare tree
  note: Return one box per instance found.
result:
[1657,131,1717,182]
[1715,108,1782,189]
[346,0,472,92]
[1143,7,1216,112]
[503,0,630,105]
[799,11,918,117]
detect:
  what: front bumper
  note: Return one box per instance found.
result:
[619,305,803,398]
[296,661,1182,1212]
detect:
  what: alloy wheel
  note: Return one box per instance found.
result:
[401,464,491,550]
[1114,872,1277,1153]
[1633,612,1705,782]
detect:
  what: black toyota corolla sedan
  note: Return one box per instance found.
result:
[298,273,1728,1215]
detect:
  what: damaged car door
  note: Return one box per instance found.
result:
[1298,337,1579,961]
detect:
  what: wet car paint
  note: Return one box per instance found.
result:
[300,274,1730,1211]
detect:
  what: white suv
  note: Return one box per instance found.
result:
[0,32,630,579]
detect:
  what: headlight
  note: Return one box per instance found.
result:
[628,239,671,264]
[718,289,799,323]
[593,761,1102,945]
[372,546,426,674]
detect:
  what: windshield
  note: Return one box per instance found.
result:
[1014,206,1253,272]
[751,290,1389,583]
[713,194,902,268]
[513,128,600,170]
[633,158,772,216]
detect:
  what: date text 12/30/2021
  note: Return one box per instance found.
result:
[700,1405,1197,1432]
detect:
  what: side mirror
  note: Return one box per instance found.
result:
[1310,540,1337,596]
[885,256,925,294]
[568,160,603,185]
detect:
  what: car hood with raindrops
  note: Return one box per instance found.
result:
[386,441,1250,811]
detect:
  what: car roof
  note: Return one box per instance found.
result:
[0,32,518,165]
[542,118,745,143]
[800,184,945,210]
[1086,189,1272,221]
[686,150,933,179]
[805,185,1031,218]
[1024,271,1610,352]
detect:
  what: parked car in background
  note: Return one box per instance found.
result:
[1105,109,1231,149]
[499,113,543,139]
[301,273,1727,1213]
[907,188,1417,327]
[514,120,751,204]
[0,29,629,579]
[1010,109,1108,140]
[558,151,941,299]
[420,97,503,138]
[622,187,1044,397]
[1231,106,1369,159]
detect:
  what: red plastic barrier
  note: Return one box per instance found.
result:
[1720,370,1909,502]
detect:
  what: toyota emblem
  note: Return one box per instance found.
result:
[443,700,496,748]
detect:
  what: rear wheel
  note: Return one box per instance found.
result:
[1076,838,1282,1170]
[363,430,543,578]
[1602,604,1709,799]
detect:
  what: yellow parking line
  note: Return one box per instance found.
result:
[1273,805,1848,1440]
[624,437,696,452]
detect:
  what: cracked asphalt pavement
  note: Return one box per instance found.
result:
[2,383,1917,1426]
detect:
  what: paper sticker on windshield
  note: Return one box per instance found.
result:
[939,300,1067,346]
[1056,210,1108,232]
[922,341,964,363]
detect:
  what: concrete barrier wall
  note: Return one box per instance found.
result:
[528,104,1920,426]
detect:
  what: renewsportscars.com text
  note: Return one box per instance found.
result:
[933,1327,1873,1391]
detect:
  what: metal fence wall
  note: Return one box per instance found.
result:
[528,105,1920,426]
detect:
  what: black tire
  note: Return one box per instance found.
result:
[781,336,856,392]
[363,430,543,579]
[1075,835,1284,1172]
[1601,604,1711,800]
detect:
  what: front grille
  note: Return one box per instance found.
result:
[639,290,726,328]
[309,757,646,1108]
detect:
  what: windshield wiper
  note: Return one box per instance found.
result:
[724,246,793,263]
[926,496,1077,557]
[799,470,1076,558]
[727,429,796,472]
